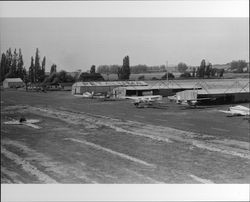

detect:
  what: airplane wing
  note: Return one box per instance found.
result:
[23,123,41,129]
[218,110,234,114]
[26,119,40,124]
[4,120,22,125]
[218,110,243,116]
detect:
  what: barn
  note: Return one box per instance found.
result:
[3,78,24,88]
[71,81,148,95]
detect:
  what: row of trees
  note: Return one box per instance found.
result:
[0,48,47,84]
[230,60,248,73]
[97,63,165,75]
[28,48,46,83]
[0,48,79,85]
[177,59,224,78]
[78,65,104,81]
[78,56,131,82]
[0,48,26,81]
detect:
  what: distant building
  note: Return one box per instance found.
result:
[3,78,24,88]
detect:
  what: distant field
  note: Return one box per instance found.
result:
[101,72,249,81]
[223,72,249,79]
[102,72,180,80]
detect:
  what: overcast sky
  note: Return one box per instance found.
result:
[0,18,249,72]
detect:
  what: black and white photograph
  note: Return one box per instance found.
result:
[1,0,249,201]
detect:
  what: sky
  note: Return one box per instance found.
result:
[0,18,249,72]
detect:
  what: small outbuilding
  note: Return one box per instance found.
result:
[3,78,24,88]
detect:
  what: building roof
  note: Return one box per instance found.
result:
[72,81,148,87]
[197,87,250,95]
[4,78,23,82]
[114,84,198,91]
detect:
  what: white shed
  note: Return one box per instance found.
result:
[3,78,24,88]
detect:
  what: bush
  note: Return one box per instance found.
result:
[78,72,104,81]
[180,72,191,78]
[138,75,145,80]
[161,73,175,80]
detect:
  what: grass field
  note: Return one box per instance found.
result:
[1,89,250,183]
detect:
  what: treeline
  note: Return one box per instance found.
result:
[44,65,76,84]
[229,60,248,73]
[97,63,166,74]
[0,48,46,84]
[0,48,27,82]
[177,59,225,79]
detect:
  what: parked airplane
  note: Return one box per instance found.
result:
[219,105,250,117]
[168,95,214,107]
[126,95,163,108]
[4,118,41,129]
[74,92,94,98]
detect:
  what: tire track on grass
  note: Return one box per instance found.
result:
[1,147,57,183]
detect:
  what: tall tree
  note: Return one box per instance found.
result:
[16,49,25,79]
[29,56,35,83]
[34,48,41,82]
[0,53,7,81]
[50,64,57,75]
[198,59,206,78]
[204,62,212,78]
[118,55,130,80]
[8,48,18,78]
[90,65,96,74]
[5,48,12,76]
[38,56,46,82]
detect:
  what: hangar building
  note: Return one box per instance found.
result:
[71,81,148,95]
[3,78,24,88]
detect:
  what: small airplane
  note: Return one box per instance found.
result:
[126,95,163,108]
[74,92,94,98]
[4,117,41,129]
[219,105,250,117]
[168,95,215,108]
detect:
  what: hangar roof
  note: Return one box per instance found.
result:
[4,78,23,83]
[72,81,148,87]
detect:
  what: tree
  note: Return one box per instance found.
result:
[0,53,7,81]
[218,69,224,78]
[40,56,46,82]
[118,56,130,80]
[90,65,96,74]
[162,72,175,80]
[211,68,217,77]
[138,75,145,80]
[78,72,104,82]
[57,70,67,82]
[50,64,57,75]
[29,56,35,82]
[177,62,188,73]
[197,59,206,78]
[23,74,29,91]
[180,72,191,78]
[204,62,212,78]
[5,48,12,77]
[230,60,247,73]
[8,48,18,78]
[16,49,25,79]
